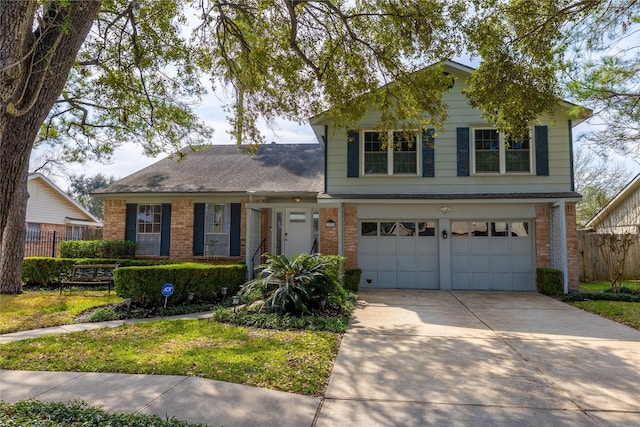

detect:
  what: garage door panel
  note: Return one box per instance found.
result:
[471,273,491,289]
[513,273,532,290]
[417,272,438,289]
[450,220,533,291]
[469,255,490,271]
[359,220,439,290]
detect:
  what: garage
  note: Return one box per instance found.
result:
[450,220,534,291]
[358,218,534,291]
[359,220,439,289]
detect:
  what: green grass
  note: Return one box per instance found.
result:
[569,300,640,330]
[0,319,341,395]
[0,289,123,334]
[578,281,640,293]
[0,400,206,427]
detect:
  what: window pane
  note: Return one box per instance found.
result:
[475,129,499,172]
[418,221,435,236]
[398,222,415,236]
[471,222,488,236]
[506,150,530,172]
[491,222,508,237]
[452,221,469,237]
[361,222,378,236]
[288,212,306,223]
[393,131,417,174]
[137,205,162,255]
[137,233,161,255]
[380,222,396,236]
[205,233,229,256]
[364,132,387,174]
[510,222,529,237]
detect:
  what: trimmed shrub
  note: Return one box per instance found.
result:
[21,257,181,286]
[115,263,246,305]
[343,268,362,292]
[59,240,137,258]
[21,257,76,286]
[536,268,563,296]
[561,292,640,303]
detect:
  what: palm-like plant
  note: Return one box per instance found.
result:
[241,253,343,315]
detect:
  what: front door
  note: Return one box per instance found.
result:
[282,208,316,259]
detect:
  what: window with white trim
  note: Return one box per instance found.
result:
[204,203,230,256]
[473,128,532,174]
[26,223,41,242]
[363,130,419,175]
[137,204,162,255]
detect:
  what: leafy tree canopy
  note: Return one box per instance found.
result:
[68,173,115,220]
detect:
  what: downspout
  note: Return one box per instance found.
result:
[338,202,344,257]
[568,120,575,192]
[323,125,328,194]
[558,199,569,294]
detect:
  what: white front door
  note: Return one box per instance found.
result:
[283,208,315,259]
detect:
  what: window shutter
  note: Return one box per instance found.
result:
[160,204,172,256]
[422,128,435,177]
[347,130,359,178]
[535,125,549,176]
[125,204,137,243]
[456,127,470,176]
[230,203,241,256]
[193,203,205,256]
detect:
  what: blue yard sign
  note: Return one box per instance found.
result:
[161,283,174,308]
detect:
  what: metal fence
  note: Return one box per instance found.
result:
[24,229,103,257]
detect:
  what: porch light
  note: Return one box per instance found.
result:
[293,196,302,203]
[325,219,336,228]
[440,206,451,214]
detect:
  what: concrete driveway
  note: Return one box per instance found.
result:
[317,290,640,426]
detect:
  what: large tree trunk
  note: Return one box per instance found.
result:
[0,1,102,294]
[0,170,28,293]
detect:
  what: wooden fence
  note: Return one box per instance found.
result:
[578,230,640,282]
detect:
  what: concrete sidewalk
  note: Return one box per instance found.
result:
[2,291,640,426]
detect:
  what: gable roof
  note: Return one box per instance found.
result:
[585,173,640,229]
[27,173,103,226]
[95,144,325,195]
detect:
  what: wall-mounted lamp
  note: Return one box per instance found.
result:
[440,206,451,215]
[293,196,302,203]
[325,219,336,228]
[442,230,448,239]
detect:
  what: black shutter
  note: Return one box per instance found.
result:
[160,203,171,256]
[347,130,360,178]
[230,203,241,256]
[125,204,137,243]
[422,128,435,177]
[456,127,470,176]
[193,203,205,256]
[535,125,549,176]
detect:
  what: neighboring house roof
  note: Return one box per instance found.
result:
[27,173,103,227]
[585,173,640,231]
[95,144,325,195]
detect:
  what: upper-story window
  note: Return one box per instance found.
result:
[363,130,419,175]
[473,128,531,174]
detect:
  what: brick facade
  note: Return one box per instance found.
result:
[535,203,580,291]
[343,206,359,269]
[319,208,339,256]
[169,199,194,261]
[103,199,127,241]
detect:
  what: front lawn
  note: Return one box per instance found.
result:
[0,319,340,395]
[569,281,640,330]
[0,289,123,334]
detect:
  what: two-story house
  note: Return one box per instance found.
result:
[96,61,587,291]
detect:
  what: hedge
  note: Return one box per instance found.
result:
[59,240,137,258]
[536,267,563,296]
[115,263,247,305]
[21,257,180,286]
[343,268,362,292]
[561,292,640,303]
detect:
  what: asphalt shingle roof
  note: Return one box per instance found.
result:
[95,144,324,195]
